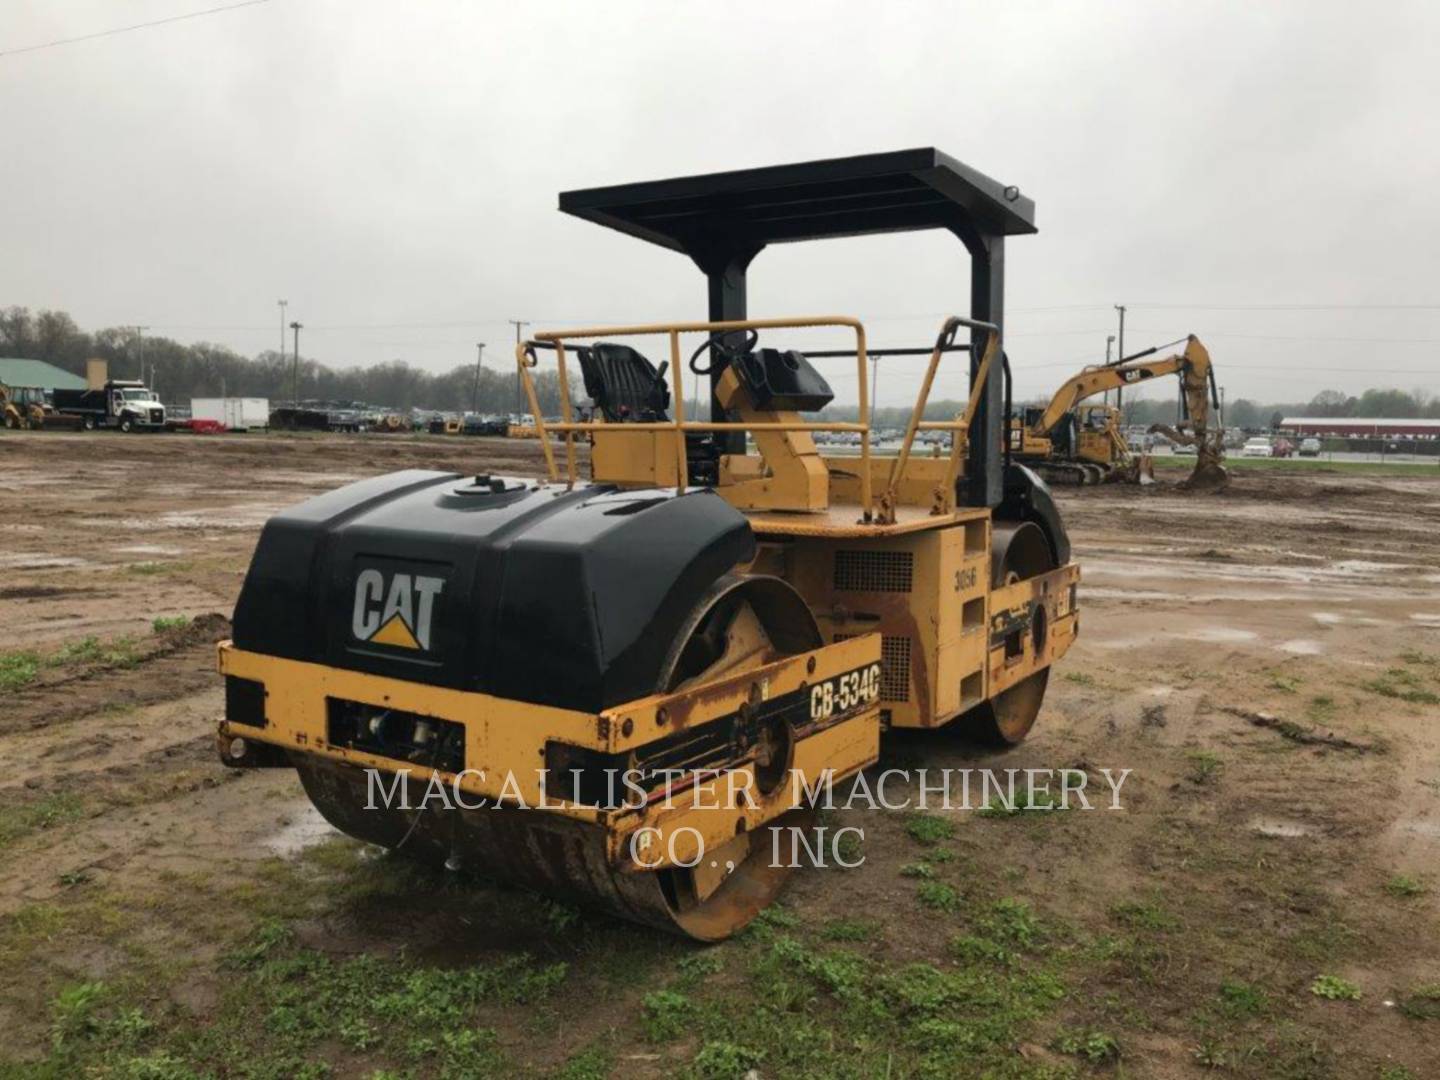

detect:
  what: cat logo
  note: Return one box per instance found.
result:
[352,570,445,651]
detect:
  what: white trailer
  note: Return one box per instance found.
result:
[190,397,269,431]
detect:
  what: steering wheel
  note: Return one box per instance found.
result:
[689,329,759,376]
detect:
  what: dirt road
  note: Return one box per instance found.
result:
[1,430,1437,1078]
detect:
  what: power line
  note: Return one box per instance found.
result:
[1127,302,1440,311]
[0,0,273,59]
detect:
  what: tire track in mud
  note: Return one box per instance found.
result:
[0,614,230,737]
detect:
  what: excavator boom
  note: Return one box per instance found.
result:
[1022,335,1227,489]
[1027,335,1212,439]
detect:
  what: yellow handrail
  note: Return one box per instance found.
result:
[513,314,997,524]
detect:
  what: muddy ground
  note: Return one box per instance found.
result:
[0,430,1437,1079]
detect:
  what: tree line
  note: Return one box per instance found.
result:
[0,306,563,415]
[4,305,1435,427]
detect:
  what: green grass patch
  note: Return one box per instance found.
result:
[1,635,145,690]
[821,917,879,943]
[0,791,87,849]
[977,787,1067,816]
[1110,898,1180,933]
[1397,983,1440,1021]
[642,988,692,1041]
[1152,455,1439,477]
[1268,672,1303,693]
[1217,979,1268,1017]
[1053,1027,1120,1062]
[1064,671,1096,687]
[0,649,42,691]
[151,615,190,633]
[1310,974,1361,1001]
[916,881,960,913]
[1384,873,1427,899]
[1185,749,1223,785]
[675,950,724,986]
[710,922,1071,1076]
[1362,668,1440,705]
[127,561,179,576]
[903,812,955,846]
[15,916,569,1077]
[691,1040,765,1079]
[1400,649,1440,668]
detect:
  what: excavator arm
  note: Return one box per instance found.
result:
[1027,335,1215,438]
[1028,335,1227,489]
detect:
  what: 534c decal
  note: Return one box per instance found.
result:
[810,662,883,721]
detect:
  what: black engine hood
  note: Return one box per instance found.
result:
[232,471,755,712]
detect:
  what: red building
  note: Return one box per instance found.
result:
[1280,417,1440,438]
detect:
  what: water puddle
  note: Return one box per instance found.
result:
[0,553,90,570]
[1185,627,1259,644]
[1411,614,1440,627]
[1331,559,1419,575]
[253,470,365,486]
[263,802,338,857]
[1098,626,1259,649]
[1278,639,1324,655]
[1080,587,1187,601]
[115,544,187,557]
[1392,819,1440,840]
[81,502,284,531]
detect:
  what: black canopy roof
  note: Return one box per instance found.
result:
[558,147,1036,260]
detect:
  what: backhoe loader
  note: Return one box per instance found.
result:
[1009,336,1227,488]
[216,149,1081,939]
[1,384,50,430]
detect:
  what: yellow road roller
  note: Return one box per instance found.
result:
[217,149,1080,939]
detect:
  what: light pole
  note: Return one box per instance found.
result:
[1113,304,1127,413]
[870,355,880,423]
[135,325,150,383]
[277,300,287,363]
[1104,333,1116,408]
[471,342,486,414]
[508,320,529,415]
[290,321,303,409]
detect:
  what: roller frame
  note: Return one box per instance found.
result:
[217,632,881,873]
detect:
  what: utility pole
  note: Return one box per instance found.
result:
[508,320,529,415]
[277,300,287,363]
[290,321,303,409]
[1113,304,1126,413]
[471,342,486,414]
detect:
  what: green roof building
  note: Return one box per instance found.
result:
[0,358,88,392]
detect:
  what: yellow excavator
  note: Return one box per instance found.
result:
[1010,335,1227,489]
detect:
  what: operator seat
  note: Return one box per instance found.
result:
[577,342,721,485]
[577,343,670,422]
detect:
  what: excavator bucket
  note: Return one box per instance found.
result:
[1181,439,1230,491]
[1138,452,1155,486]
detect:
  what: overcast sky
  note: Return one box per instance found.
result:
[3,0,1438,408]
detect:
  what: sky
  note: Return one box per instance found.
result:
[2,0,1438,409]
